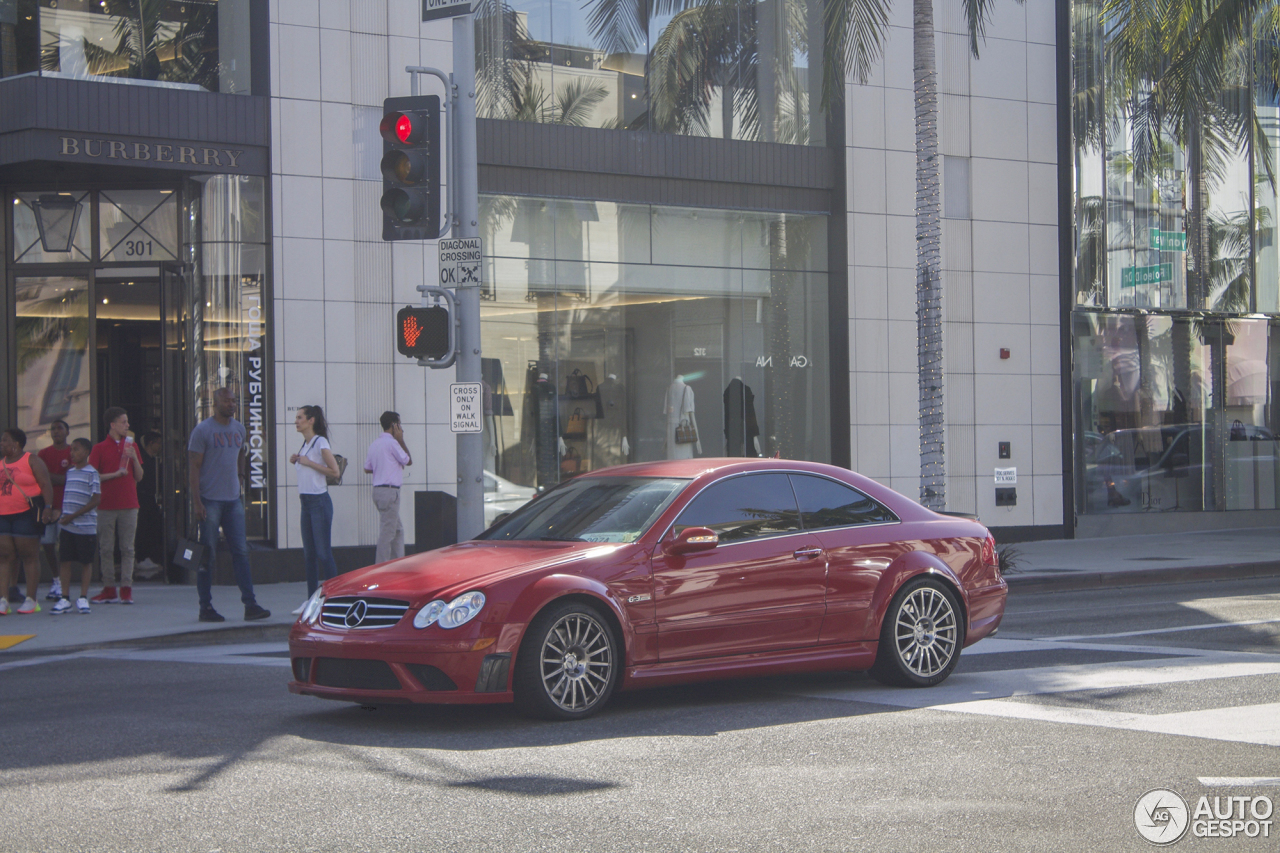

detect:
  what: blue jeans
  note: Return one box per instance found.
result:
[299,492,339,596]
[196,498,257,610]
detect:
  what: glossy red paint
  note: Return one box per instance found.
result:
[288,458,1007,712]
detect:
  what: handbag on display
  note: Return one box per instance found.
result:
[565,368,595,399]
[564,408,588,438]
[674,386,698,444]
[560,446,582,475]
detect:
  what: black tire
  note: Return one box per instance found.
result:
[513,600,621,720]
[870,576,965,688]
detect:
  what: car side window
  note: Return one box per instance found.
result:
[789,474,897,529]
[673,473,803,543]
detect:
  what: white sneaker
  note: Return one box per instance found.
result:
[137,558,160,570]
[291,601,307,615]
[51,598,73,615]
[46,579,63,601]
[0,598,8,616]
[17,597,39,614]
[76,597,91,614]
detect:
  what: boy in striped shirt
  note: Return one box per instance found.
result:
[52,439,100,615]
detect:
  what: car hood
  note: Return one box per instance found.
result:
[321,540,623,601]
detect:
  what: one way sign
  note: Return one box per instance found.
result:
[439,237,483,287]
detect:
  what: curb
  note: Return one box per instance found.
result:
[1006,560,1280,593]
[1,622,293,659]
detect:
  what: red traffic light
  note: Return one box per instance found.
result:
[380,111,428,145]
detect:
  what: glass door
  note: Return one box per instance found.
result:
[160,264,193,580]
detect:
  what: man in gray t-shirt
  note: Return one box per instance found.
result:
[187,387,270,623]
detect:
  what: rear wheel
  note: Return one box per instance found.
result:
[514,601,620,720]
[871,577,964,687]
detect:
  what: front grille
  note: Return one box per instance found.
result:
[320,596,410,630]
[312,658,402,691]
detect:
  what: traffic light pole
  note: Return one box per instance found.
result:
[450,14,485,542]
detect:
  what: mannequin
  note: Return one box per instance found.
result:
[664,375,701,460]
[723,377,761,457]
[595,373,630,466]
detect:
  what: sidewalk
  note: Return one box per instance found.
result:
[2,527,1278,655]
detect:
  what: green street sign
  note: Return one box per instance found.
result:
[1120,262,1173,288]
[1149,229,1187,252]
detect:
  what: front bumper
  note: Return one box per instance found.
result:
[287,620,526,705]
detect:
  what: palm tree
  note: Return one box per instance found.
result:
[820,0,1013,509]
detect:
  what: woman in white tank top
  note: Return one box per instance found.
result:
[290,406,341,608]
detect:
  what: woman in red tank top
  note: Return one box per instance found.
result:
[1,428,57,615]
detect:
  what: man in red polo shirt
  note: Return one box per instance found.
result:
[37,419,73,600]
[88,407,143,604]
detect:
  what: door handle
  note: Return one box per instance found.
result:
[793,547,823,559]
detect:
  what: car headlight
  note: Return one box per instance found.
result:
[413,599,446,629]
[414,591,486,630]
[300,588,325,624]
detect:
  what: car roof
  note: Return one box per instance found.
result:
[577,457,844,479]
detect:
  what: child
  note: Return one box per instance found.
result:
[52,438,100,615]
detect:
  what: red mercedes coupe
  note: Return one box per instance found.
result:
[288,459,1007,720]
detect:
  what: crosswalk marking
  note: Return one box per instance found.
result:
[1046,617,1280,642]
[789,632,1280,747]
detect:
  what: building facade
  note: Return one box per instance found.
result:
[2,0,1262,571]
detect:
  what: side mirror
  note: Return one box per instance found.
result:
[666,527,719,556]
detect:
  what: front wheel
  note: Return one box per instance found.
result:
[514,601,620,720]
[871,577,964,687]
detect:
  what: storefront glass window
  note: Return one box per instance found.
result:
[480,194,829,490]
[99,189,180,263]
[1,0,253,94]
[14,276,91,442]
[1074,311,1280,514]
[12,192,92,263]
[476,0,824,144]
[190,175,271,538]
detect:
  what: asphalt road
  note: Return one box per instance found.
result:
[2,577,1278,853]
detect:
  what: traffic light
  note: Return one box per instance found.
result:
[380,95,442,240]
[396,305,451,360]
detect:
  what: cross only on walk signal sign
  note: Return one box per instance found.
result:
[439,237,482,287]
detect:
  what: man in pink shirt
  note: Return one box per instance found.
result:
[87,407,143,604]
[363,411,412,564]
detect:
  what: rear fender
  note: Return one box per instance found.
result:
[868,551,969,639]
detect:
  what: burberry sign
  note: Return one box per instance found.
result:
[60,136,244,167]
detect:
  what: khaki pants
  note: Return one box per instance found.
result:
[97,508,138,587]
[372,486,404,564]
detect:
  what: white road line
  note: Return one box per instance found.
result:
[794,657,1280,709]
[1045,617,1280,642]
[0,643,290,673]
[1199,778,1280,787]
[928,700,1280,748]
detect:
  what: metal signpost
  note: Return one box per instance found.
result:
[396,1,485,542]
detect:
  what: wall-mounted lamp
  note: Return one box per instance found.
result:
[31,194,83,253]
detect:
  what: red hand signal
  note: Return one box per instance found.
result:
[403,315,422,348]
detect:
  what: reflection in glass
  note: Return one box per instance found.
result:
[190,175,271,539]
[1075,312,1280,514]
[476,0,823,144]
[480,194,829,491]
[28,0,251,94]
[15,277,91,443]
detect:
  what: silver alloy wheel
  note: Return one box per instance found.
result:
[892,585,958,678]
[538,611,614,713]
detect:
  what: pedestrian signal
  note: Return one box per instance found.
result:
[396,305,451,360]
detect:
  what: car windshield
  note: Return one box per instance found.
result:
[477,477,688,543]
